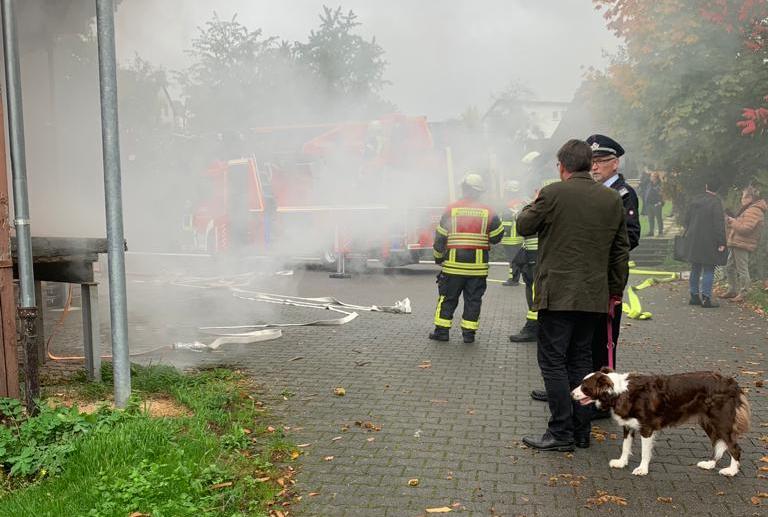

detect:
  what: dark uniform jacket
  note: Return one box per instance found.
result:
[610,174,640,250]
[433,198,504,276]
[516,171,630,313]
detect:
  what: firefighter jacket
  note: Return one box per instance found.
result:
[433,198,504,276]
[501,203,525,246]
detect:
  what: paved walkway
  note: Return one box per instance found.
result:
[45,263,768,516]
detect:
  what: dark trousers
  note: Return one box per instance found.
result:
[648,203,663,236]
[537,310,598,441]
[521,250,538,320]
[591,309,621,371]
[435,273,487,331]
[503,244,523,281]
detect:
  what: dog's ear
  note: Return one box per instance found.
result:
[600,366,614,374]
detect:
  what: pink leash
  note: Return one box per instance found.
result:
[606,297,620,369]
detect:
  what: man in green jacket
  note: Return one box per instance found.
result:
[518,139,630,452]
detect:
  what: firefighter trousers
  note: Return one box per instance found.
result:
[503,244,523,281]
[433,273,487,332]
[521,250,538,321]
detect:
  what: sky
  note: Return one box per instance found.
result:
[115,0,620,121]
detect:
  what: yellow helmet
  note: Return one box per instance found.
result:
[462,173,485,192]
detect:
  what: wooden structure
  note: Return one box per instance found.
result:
[0,98,18,398]
[12,237,108,381]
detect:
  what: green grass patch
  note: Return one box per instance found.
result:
[746,284,768,313]
[0,364,296,516]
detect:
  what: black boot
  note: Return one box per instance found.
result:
[428,327,449,341]
[530,389,548,402]
[689,293,701,306]
[502,279,520,286]
[509,321,537,343]
[462,330,475,344]
[701,295,719,308]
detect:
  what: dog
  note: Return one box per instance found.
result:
[571,368,750,476]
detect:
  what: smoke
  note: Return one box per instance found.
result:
[10,1,620,357]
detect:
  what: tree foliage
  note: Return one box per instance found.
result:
[178,6,392,132]
[583,0,768,197]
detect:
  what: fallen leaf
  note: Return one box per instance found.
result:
[759,466,768,472]
[586,490,628,507]
[716,491,725,496]
[129,513,149,517]
[408,478,420,486]
[367,437,375,442]
[446,471,454,480]
[323,456,334,461]
[331,436,343,442]
[760,455,768,463]
[758,492,768,498]
[425,507,452,514]
[289,356,303,362]
[255,476,271,482]
[297,443,311,448]
[267,426,276,433]
[334,387,346,396]
[211,481,233,490]
[657,497,672,504]
[308,492,321,497]
[751,497,761,506]
[290,451,300,460]
[419,361,432,369]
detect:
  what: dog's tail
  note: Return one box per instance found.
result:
[733,390,751,437]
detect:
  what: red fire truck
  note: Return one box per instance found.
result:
[190,114,452,267]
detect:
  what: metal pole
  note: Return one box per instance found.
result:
[2,0,39,412]
[95,0,130,407]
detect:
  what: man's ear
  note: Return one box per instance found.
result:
[600,366,614,374]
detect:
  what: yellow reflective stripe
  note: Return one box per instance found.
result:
[443,261,486,270]
[451,207,489,218]
[434,296,451,327]
[489,224,504,238]
[461,319,479,330]
[441,267,488,276]
[433,249,444,259]
[436,225,449,236]
[502,237,524,245]
[476,249,482,264]
[526,310,538,321]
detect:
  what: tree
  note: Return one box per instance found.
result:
[583,0,768,198]
[293,5,392,119]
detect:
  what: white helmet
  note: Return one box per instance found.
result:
[505,180,520,193]
[462,173,485,192]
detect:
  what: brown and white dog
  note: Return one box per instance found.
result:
[571,368,750,476]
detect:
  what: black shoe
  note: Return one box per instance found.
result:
[689,294,701,306]
[509,323,538,343]
[462,331,475,344]
[522,433,574,452]
[701,296,719,308]
[592,409,611,420]
[502,279,520,286]
[575,435,590,449]
[428,327,449,341]
[530,389,548,402]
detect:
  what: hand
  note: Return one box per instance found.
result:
[609,294,623,306]
[726,216,734,225]
[717,245,725,252]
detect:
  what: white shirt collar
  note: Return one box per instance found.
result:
[603,174,620,189]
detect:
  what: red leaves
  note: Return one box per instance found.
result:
[737,103,768,136]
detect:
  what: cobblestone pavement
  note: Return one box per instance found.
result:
[45,261,768,516]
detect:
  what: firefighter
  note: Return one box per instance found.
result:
[501,180,525,286]
[429,173,504,344]
[508,227,539,342]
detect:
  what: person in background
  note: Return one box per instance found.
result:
[720,185,767,302]
[646,172,664,237]
[518,139,629,451]
[500,180,525,286]
[508,188,540,343]
[682,179,727,308]
[429,174,504,344]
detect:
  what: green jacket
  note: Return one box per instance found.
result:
[516,171,630,313]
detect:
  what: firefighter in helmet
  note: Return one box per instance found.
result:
[430,173,504,343]
[500,180,525,286]
[508,186,542,343]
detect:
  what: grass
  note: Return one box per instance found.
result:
[746,283,768,313]
[0,364,297,517]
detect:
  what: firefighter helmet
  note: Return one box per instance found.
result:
[462,173,485,192]
[505,180,520,193]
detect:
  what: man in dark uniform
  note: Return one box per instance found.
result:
[429,173,504,344]
[530,134,640,405]
[519,139,629,451]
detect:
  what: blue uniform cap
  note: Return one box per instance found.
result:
[586,134,625,158]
